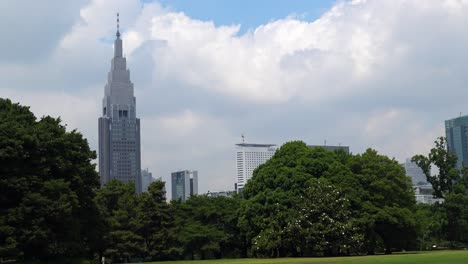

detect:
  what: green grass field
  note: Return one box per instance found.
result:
[141,251,468,264]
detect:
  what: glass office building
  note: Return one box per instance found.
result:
[445,115,468,170]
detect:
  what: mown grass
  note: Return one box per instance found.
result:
[140,250,468,264]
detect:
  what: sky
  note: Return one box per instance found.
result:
[2,0,468,196]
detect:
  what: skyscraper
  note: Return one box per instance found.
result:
[141,168,155,192]
[404,158,427,186]
[236,143,276,192]
[445,114,468,170]
[171,170,198,201]
[99,14,142,193]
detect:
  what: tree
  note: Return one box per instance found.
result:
[239,142,364,257]
[412,136,468,247]
[173,195,242,260]
[348,149,417,254]
[240,142,417,256]
[412,137,460,198]
[135,181,179,261]
[282,178,363,257]
[0,98,101,261]
[95,180,143,263]
[413,203,446,250]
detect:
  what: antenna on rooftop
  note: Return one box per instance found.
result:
[116,12,121,38]
[241,134,245,143]
[324,139,327,146]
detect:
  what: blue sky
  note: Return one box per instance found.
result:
[145,0,336,32]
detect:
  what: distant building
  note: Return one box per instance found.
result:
[171,170,198,201]
[404,158,427,186]
[308,145,350,154]
[99,15,141,193]
[445,115,468,169]
[414,185,444,205]
[403,158,440,204]
[236,143,277,192]
[154,177,167,199]
[206,190,235,198]
[141,168,156,192]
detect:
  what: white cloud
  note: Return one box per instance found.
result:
[126,0,468,105]
[2,0,468,194]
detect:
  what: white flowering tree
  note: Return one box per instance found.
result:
[284,178,363,256]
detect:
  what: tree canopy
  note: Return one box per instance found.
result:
[412,137,468,247]
[412,137,460,198]
[239,141,416,256]
[0,98,100,261]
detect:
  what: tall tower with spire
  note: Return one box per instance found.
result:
[99,13,142,193]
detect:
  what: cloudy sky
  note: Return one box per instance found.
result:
[2,0,467,195]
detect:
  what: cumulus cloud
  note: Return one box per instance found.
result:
[110,0,468,108]
[1,0,467,194]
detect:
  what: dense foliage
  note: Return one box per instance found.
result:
[412,137,460,199]
[239,142,416,257]
[0,99,101,261]
[1,99,467,262]
[411,138,468,248]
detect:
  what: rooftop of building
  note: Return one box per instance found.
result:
[308,145,349,148]
[235,143,276,147]
[445,114,468,124]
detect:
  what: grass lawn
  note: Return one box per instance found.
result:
[140,250,468,264]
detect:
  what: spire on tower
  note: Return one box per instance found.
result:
[114,12,123,57]
[116,12,121,38]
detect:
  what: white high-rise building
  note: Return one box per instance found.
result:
[99,14,141,193]
[236,143,276,192]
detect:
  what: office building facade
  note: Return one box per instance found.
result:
[99,15,142,193]
[414,185,444,205]
[141,168,156,192]
[404,158,427,185]
[171,170,198,201]
[445,115,468,170]
[236,143,276,192]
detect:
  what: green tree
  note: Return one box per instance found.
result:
[444,193,468,244]
[95,180,143,263]
[282,178,363,257]
[240,142,417,257]
[135,181,179,261]
[412,136,468,246]
[0,98,101,261]
[412,137,460,198]
[173,195,242,260]
[239,142,362,257]
[348,149,417,254]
